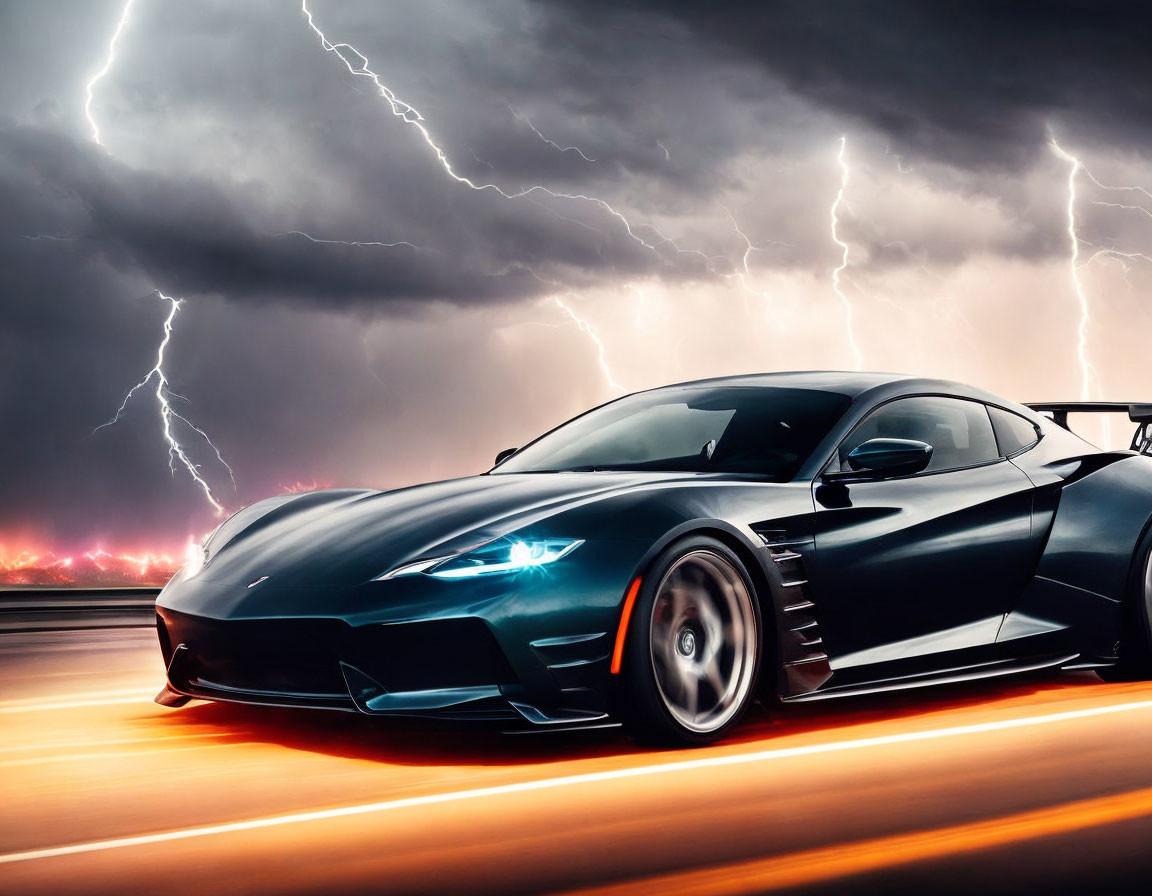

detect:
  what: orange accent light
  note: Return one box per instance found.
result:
[610,577,643,675]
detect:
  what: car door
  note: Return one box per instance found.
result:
[809,396,1037,673]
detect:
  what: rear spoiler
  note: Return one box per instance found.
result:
[1025,402,1152,455]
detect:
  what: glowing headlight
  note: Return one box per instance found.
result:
[424,538,584,579]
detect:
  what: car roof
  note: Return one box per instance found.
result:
[648,370,1032,415]
[653,370,916,398]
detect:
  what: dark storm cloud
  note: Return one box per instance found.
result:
[0,0,755,309]
[0,0,751,317]
[558,0,1152,167]
[0,122,666,310]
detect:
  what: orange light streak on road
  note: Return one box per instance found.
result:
[5,696,1152,866]
[11,631,1152,894]
[564,785,1152,896]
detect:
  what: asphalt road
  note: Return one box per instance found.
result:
[5,625,1152,895]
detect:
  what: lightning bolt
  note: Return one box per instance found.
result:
[300,0,705,264]
[1084,246,1152,273]
[1048,136,1152,446]
[83,0,135,147]
[724,209,787,314]
[300,1,824,390]
[552,297,625,394]
[93,292,233,514]
[502,262,625,394]
[301,0,730,393]
[275,230,420,250]
[831,136,863,370]
[885,144,911,175]
[85,0,233,516]
[1049,138,1101,406]
[1082,169,1152,221]
[508,106,597,162]
[300,0,717,395]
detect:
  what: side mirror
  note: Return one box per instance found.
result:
[493,447,518,467]
[825,438,933,481]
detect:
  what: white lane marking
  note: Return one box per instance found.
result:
[0,696,156,713]
[2,698,1152,865]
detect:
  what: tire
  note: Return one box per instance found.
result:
[620,535,762,746]
[1098,530,1152,682]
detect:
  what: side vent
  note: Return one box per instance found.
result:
[762,535,832,693]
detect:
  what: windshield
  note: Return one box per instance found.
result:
[493,386,852,479]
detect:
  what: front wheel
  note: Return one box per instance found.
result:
[620,536,761,746]
[1098,532,1152,682]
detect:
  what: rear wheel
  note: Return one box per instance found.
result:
[1098,532,1152,682]
[621,536,761,746]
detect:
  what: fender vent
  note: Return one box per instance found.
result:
[767,542,832,692]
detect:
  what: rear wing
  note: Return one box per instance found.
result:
[1025,402,1152,455]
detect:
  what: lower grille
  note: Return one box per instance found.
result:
[344,617,517,692]
[159,610,350,700]
[157,609,516,706]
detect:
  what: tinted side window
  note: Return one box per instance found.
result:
[840,397,1000,473]
[988,406,1041,456]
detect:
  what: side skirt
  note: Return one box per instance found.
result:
[782,652,1081,703]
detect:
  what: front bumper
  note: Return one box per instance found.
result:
[153,539,645,728]
[157,607,585,724]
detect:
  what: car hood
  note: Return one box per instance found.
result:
[193,472,688,588]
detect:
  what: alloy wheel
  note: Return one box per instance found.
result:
[648,549,758,734]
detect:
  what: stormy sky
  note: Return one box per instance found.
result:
[2,0,1151,552]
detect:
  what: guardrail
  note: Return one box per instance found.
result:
[0,587,160,633]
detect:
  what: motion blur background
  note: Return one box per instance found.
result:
[3,0,1151,582]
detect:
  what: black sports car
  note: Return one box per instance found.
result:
[155,372,1152,745]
